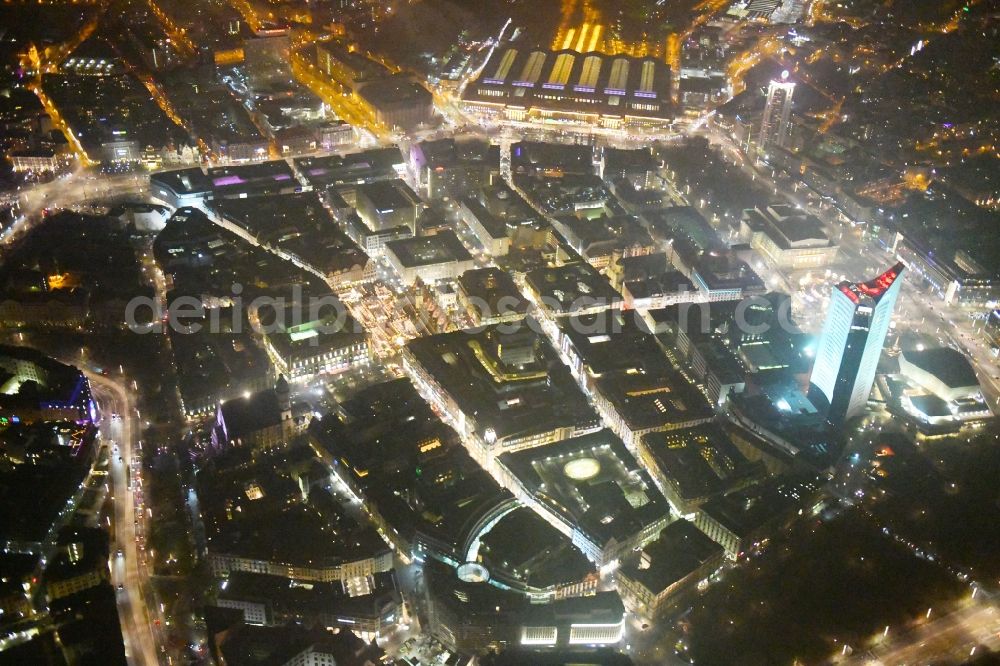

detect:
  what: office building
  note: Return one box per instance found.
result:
[0,346,94,425]
[101,135,141,164]
[383,231,476,286]
[639,424,764,515]
[456,267,528,326]
[216,571,402,640]
[810,263,905,424]
[459,181,544,257]
[318,121,355,150]
[258,302,369,380]
[496,430,670,566]
[695,474,822,559]
[357,75,435,132]
[404,321,599,458]
[616,520,723,618]
[9,149,65,173]
[410,138,500,200]
[244,28,292,91]
[757,71,794,154]
[45,528,110,602]
[354,179,421,234]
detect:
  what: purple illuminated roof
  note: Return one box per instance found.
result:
[213,175,246,187]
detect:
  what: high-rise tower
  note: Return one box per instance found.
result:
[758,71,795,154]
[810,263,906,424]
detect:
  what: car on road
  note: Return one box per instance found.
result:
[116,549,123,558]
[117,584,124,591]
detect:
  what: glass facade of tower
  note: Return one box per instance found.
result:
[810,263,906,424]
[758,78,795,152]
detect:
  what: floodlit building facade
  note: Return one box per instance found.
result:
[757,72,794,154]
[810,262,905,424]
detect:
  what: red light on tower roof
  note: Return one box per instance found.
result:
[845,263,905,302]
[838,284,860,303]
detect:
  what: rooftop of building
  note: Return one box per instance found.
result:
[205,160,297,194]
[556,309,658,374]
[511,141,593,175]
[0,423,98,543]
[694,339,746,383]
[556,214,654,257]
[0,552,38,597]
[680,75,728,93]
[45,526,109,583]
[168,311,271,415]
[385,230,473,267]
[470,46,672,104]
[212,192,368,274]
[743,205,831,248]
[612,179,667,210]
[477,506,595,591]
[835,262,906,306]
[641,206,725,255]
[198,447,387,566]
[424,558,528,619]
[219,570,400,620]
[692,251,765,294]
[257,299,366,359]
[154,213,327,299]
[456,267,528,319]
[497,430,670,550]
[624,271,697,301]
[358,74,432,106]
[309,379,511,556]
[619,519,722,596]
[641,423,764,505]
[10,148,57,158]
[457,197,506,241]
[0,344,89,408]
[294,147,403,187]
[405,321,598,443]
[602,147,659,175]
[217,388,283,441]
[315,42,390,82]
[899,346,979,389]
[487,649,633,666]
[418,137,500,169]
[613,252,671,281]
[150,167,212,196]
[356,178,420,212]
[216,622,385,666]
[525,590,625,627]
[595,364,715,432]
[515,173,612,216]
[478,181,540,223]
[699,472,822,541]
[525,262,622,315]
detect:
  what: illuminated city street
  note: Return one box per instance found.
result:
[91,372,162,666]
